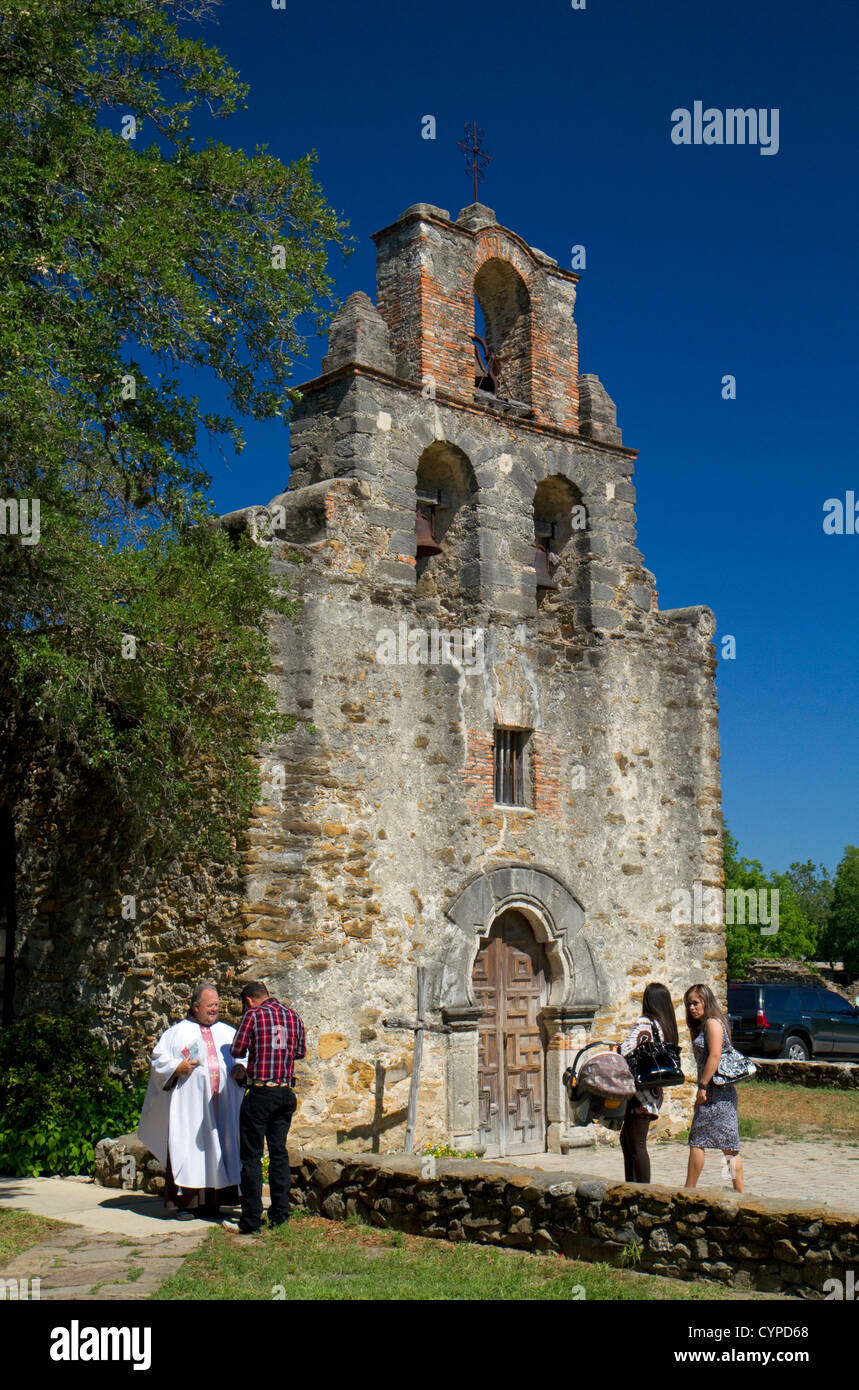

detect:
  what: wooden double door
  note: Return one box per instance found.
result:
[472,911,548,1156]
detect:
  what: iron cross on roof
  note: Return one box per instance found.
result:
[458,120,492,204]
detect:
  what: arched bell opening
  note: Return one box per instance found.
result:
[532,474,588,609]
[414,441,478,603]
[473,259,532,405]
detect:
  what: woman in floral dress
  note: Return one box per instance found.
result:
[683,983,744,1192]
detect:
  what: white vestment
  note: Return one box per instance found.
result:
[137,1019,246,1191]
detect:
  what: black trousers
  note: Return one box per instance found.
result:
[619,1108,653,1183]
[239,1085,297,1231]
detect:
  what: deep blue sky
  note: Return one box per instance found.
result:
[186,0,857,877]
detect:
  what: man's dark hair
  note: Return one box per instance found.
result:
[240,981,269,1008]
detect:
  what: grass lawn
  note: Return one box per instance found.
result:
[0,1209,76,1266]
[727,1081,859,1142]
[153,1209,733,1301]
[666,1081,859,1143]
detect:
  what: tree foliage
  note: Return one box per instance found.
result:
[0,1012,146,1176]
[0,1,349,857]
[784,859,834,938]
[821,846,859,977]
[723,821,818,979]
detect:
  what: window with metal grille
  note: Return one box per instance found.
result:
[494,728,529,807]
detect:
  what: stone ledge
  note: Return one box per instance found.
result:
[93,1136,859,1297]
[94,1133,165,1195]
[751,1060,859,1089]
[286,1149,857,1298]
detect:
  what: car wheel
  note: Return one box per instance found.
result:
[781,1034,810,1062]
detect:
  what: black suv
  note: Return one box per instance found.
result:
[727,982,859,1061]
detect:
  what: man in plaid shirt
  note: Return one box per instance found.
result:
[226,982,306,1235]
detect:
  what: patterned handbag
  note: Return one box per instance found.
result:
[712,1043,757,1085]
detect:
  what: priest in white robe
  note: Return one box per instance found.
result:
[138,981,247,1217]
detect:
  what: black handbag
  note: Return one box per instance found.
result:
[626,1029,685,1089]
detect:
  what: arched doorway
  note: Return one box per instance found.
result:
[472,910,548,1156]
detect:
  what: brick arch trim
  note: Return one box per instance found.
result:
[438,863,601,1013]
[473,230,542,286]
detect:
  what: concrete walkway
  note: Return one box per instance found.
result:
[0,1177,215,1300]
[0,1175,214,1237]
[497,1138,859,1212]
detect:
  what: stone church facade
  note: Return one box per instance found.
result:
[4,200,725,1158]
[222,200,725,1156]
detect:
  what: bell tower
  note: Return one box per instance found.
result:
[220,200,723,1158]
[372,202,580,430]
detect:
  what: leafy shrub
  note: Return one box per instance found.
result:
[0,1013,146,1177]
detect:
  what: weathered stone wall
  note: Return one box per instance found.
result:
[94,1132,165,1195]
[751,1061,859,1090]
[7,762,247,1071]
[285,1152,858,1298]
[231,199,723,1152]
[92,1138,859,1299]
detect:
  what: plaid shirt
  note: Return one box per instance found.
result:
[230,997,306,1084]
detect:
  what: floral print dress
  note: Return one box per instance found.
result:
[688,1024,740,1150]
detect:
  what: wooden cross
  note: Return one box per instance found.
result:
[383,966,451,1153]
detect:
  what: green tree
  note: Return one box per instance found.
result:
[722,821,818,978]
[0,1,349,858]
[785,860,834,938]
[821,846,859,977]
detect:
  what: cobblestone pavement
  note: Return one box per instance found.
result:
[0,1177,217,1300]
[496,1138,859,1212]
[0,1228,206,1300]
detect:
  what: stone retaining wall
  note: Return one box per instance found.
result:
[94,1133,165,1195]
[752,1060,859,1089]
[288,1151,856,1298]
[93,1136,858,1298]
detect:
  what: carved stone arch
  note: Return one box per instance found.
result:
[439,864,601,1014]
[439,863,603,1155]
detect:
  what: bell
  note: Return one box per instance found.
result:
[415,507,442,557]
[534,543,558,588]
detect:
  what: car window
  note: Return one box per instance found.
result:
[799,989,823,1012]
[825,993,856,1015]
[728,987,757,1011]
[762,988,796,1013]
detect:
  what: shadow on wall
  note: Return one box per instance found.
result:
[335,1060,409,1153]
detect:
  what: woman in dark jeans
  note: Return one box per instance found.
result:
[618,982,678,1183]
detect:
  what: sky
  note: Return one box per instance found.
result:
[181,0,857,877]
